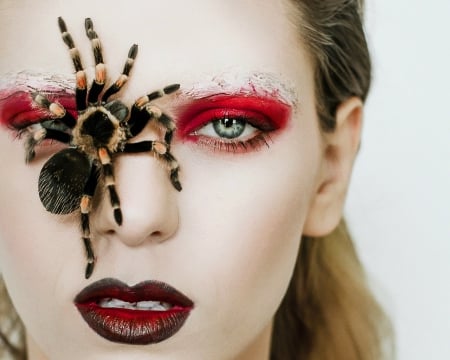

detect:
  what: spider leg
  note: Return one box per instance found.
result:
[162,151,182,192]
[129,84,179,141]
[58,17,87,111]
[84,18,106,104]
[98,147,123,225]
[80,164,98,279]
[24,91,75,161]
[123,141,182,191]
[31,92,77,128]
[123,140,164,153]
[101,44,138,102]
[134,84,180,109]
[23,123,72,163]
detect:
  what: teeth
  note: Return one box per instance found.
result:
[98,298,172,311]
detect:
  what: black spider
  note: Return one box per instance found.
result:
[23,17,181,279]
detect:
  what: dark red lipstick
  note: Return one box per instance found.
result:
[74,278,194,345]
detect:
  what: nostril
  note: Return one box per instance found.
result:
[151,231,162,238]
[106,230,115,236]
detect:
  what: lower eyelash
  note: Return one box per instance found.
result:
[193,132,272,154]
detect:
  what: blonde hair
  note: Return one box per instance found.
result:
[0,279,26,360]
[271,221,393,359]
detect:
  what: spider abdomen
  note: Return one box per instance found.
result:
[38,148,91,214]
[73,106,127,155]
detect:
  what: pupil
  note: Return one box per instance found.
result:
[213,117,245,139]
[223,118,234,128]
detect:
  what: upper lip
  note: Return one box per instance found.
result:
[74,278,194,307]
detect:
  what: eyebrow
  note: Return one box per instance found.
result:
[179,71,299,108]
[0,70,75,95]
[0,69,299,108]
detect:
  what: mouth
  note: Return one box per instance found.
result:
[74,278,194,345]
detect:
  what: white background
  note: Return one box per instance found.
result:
[345,0,450,359]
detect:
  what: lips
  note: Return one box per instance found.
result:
[74,278,194,345]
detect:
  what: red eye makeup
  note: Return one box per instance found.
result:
[1,70,297,155]
[0,71,76,129]
[174,71,297,153]
[0,89,76,129]
[175,94,292,153]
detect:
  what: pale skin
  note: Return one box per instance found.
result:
[0,0,362,359]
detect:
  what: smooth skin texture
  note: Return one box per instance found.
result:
[0,0,362,359]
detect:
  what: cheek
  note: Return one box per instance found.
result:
[174,112,322,342]
[0,132,57,272]
[0,132,81,344]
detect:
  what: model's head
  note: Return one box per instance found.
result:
[0,1,390,359]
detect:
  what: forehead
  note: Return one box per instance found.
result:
[0,0,313,103]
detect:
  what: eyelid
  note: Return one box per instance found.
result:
[188,108,274,137]
[195,116,258,140]
[175,95,292,139]
[0,89,76,129]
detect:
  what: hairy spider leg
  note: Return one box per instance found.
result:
[98,147,123,225]
[58,17,87,111]
[84,18,106,104]
[123,141,182,191]
[129,84,180,142]
[101,44,138,102]
[162,151,182,191]
[23,93,75,162]
[31,92,77,128]
[22,124,71,163]
[80,164,98,279]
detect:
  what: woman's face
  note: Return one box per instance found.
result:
[0,0,325,359]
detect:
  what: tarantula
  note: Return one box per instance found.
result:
[24,17,181,279]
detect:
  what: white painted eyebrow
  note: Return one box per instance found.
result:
[0,70,299,108]
[0,70,74,93]
[179,70,299,108]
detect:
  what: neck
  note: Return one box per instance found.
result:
[26,332,48,360]
[235,322,273,360]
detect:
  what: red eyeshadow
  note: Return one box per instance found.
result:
[175,95,292,139]
[0,88,77,128]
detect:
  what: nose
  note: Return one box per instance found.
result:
[92,152,179,247]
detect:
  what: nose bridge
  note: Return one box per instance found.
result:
[93,152,179,246]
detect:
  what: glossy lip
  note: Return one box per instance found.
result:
[74,278,194,345]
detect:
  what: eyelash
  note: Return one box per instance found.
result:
[4,93,290,156]
[188,110,274,153]
[1,91,74,138]
[176,97,290,154]
[193,132,271,153]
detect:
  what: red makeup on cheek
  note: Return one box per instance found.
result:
[0,88,76,129]
[176,95,292,140]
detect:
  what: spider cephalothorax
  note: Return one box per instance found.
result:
[23,17,181,278]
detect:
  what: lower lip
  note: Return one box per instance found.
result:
[76,302,192,345]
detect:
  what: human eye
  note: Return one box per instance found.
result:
[0,88,75,159]
[176,95,291,153]
[0,89,73,129]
